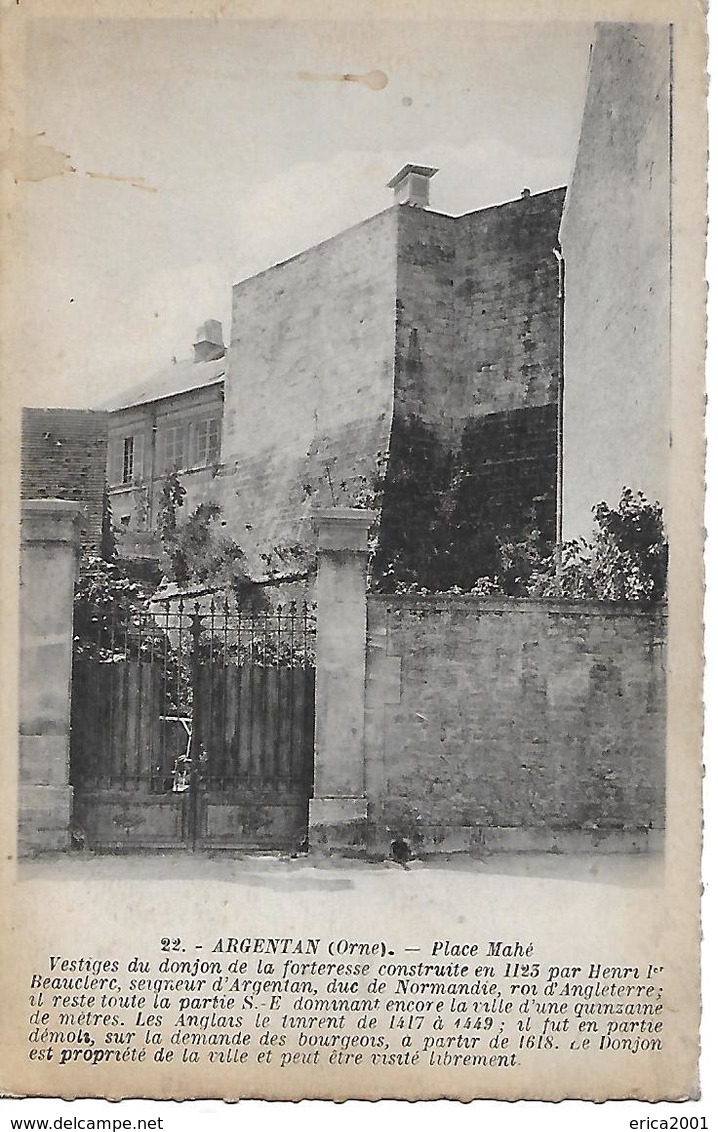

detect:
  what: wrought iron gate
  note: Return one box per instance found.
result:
[70,597,316,851]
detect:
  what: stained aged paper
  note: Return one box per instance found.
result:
[0,0,707,1106]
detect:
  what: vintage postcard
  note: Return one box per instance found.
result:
[0,0,707,1105]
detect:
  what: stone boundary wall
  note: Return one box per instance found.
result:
[16,508,666,859]
[363,593,666,855]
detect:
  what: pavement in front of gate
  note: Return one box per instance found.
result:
[15,848,663,889]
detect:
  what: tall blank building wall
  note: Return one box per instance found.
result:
[220,209,398,566]
[561,23,671,540]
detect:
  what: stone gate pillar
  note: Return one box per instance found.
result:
[309,507,376,852]
[18,500,83,855]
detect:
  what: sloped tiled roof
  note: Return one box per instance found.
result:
[100,355,225,412]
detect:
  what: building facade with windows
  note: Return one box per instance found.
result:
[104,320,225,551]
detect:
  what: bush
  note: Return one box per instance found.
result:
[512,489,668,606]
[73,553,158,660]
[156,472,256,603]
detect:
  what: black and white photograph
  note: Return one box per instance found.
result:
[0,0,707,1111]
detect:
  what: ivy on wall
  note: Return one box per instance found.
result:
[371,412,555,594]
[368,416,666,606]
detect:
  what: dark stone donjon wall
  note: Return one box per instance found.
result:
[373,404,557,590]
[21,408,110,551]
[394,188,565,433]
[374,192,564,587]
[449,403,559,583]
[452,188,565,421]
[372,415,454,591]
[394,208,457,430]
[219,190,564,573]
[365,595,665,854]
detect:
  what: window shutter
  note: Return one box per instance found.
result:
[132,433,145,482]
[161,429,170,472]
[209,418,221,463]
[108,438,124,486]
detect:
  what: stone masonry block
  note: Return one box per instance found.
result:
[366,655,402,707]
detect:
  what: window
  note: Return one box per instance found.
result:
[122,437,134,484]
[109,432,144,486]
[193,417,221,466]
[162,425,187,471]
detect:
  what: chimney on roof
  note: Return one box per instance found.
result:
[193,319,225,363]
[521,187,531,199]
[387,163,438,208]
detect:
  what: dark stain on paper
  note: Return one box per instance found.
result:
[0,130,76,182]
[85,171,157,193]
[0,130,157,192]
[297,69,388,90]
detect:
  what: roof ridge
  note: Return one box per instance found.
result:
[99,356,225,412]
